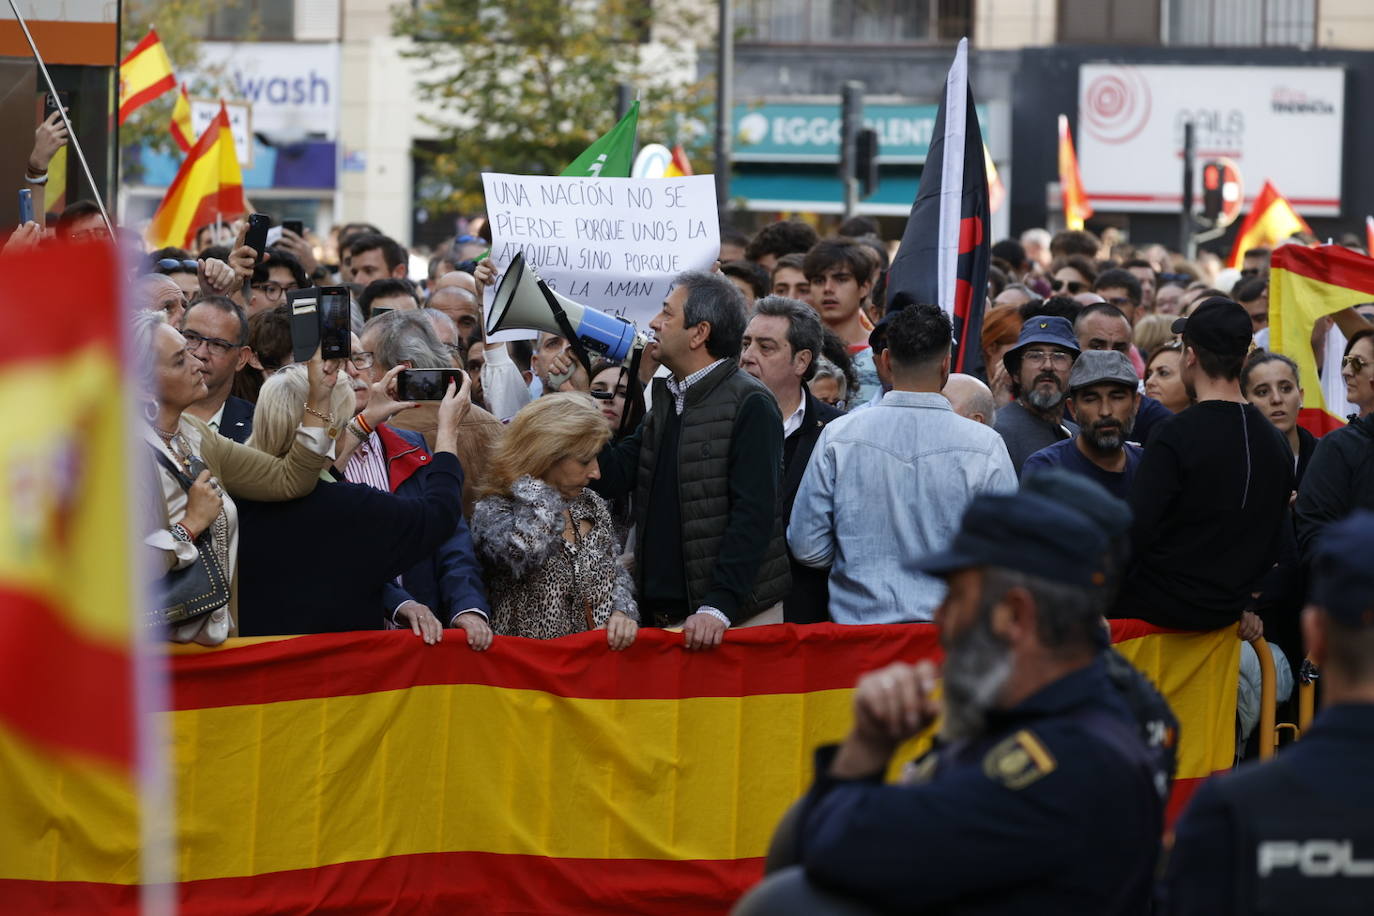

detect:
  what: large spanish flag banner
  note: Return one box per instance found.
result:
[1227,179,1312,269]
[1270,243,1374,435]
[1058,114,1092,231]
[119,27,176,125]
[0,242,150,906]
[4,618,1235,913]
[146,103,247,249]
[170,84,197,154]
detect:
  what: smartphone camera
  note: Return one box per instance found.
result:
[397,369,464,401]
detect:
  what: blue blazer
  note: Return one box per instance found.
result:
[218,396,254,444]
[379,427,490,624]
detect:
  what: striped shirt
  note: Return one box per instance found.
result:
[664,359,727,415]
[344,430,390,492]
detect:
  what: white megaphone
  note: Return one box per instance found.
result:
[487,252,647,362]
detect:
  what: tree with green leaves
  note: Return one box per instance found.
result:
[395,0,712,214]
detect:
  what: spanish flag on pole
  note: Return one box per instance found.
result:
[1269,243,1374,435]
[170,84,196,154]
[0,239,162,908]
[1227,180,1312,269]
[146,102,247,249]
[664,144,694,178]
[118,27,176,125]
[1058,114,1091,231]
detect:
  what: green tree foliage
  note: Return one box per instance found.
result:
[395,0,712,214]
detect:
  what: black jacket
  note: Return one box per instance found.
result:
[218,395,254,444]
[236,452,463,636]
[1295,413,1374,562]
[782,389,845,624]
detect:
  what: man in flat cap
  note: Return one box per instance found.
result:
[1165,511,1374,914]
[737,488,1168,915]
[1024,349,1143,500]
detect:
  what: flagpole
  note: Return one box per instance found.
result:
[7,0,115,235]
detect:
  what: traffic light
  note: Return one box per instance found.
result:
[1199,159,1243,228]
[1201,161,1224,225]
[856,127,880,199]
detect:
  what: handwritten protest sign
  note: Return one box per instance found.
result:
[480,173,719,338]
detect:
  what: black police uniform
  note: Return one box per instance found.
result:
[1165,704,1374,914]
[794,655,1164,914]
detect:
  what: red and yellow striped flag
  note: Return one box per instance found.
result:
[170,83,196,153]
[0,240,148,909]
[664,144,694,178]
[1270,244,1374,435]
[118,27,176,125]
[1227,180,1312,269]
[146,102,246,249]
[5,620,1237,912]
[1058,114,1092,231]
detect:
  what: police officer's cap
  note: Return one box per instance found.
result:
[1311,510,1374,628]
[915,490,1108,587]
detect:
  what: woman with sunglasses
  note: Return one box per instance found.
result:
[1049,255,1097,296]
[1295,328,1374,561]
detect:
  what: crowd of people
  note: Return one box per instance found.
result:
[20,105,1374,911]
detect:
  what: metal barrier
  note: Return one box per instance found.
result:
[1255,636,1279,760]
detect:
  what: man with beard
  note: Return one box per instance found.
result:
[1116,298,1293,634]
[1023,350,1142,500]
[737,489,1167,915]
[993,315,1081,475]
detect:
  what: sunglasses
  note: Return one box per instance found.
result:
[1050,279,1087,294]
[156,258,198,273]
[1343,355,1371,373]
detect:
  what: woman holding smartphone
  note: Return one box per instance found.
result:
[135,310,337,645]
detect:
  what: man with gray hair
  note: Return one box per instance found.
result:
[430,269,530,421]
[594,272,791,647]
[358,309,502,516]
[740,296,844,623]
[941,373,996,427]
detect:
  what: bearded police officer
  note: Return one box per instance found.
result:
[736,489,1170,915]
[1165,510,1374,914]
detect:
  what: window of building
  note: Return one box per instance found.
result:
[200,1,296,41]
[735,0,971,46]
[1164,0,1315,47]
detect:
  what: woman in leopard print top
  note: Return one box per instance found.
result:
[471,393,639,647]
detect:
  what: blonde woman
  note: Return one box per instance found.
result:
[234,365,475,643]
[136,310,336,646]
[471,393,638,648]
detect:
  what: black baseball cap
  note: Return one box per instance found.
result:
[1171,297,1253,356]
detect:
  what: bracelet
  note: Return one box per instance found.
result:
[346,420,369,442]
[170,522,193,543]
[354,413,374,435]
[25,172,48,185]
[303,403,335,425]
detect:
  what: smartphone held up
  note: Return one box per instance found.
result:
[396,369,466,401]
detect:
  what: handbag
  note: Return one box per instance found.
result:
[152,448,231,626]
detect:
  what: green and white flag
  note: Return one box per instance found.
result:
[561,101,639,178]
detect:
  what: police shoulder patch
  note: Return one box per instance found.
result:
[983,729,1057,790]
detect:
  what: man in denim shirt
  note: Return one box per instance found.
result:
[787,304,1016,623]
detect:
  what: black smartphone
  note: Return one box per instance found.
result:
[282,219,304,237]
[317,286,351,360]
[397,368,464,401]
[244,212,271,260]
[43,90,69,123]
[18,189,32,224]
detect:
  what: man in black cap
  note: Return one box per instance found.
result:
[1116,297,1293,634]
[739,489,1167,915]
[993,314,1081,474]
[1024,349,1143,500]
[1165,511,1374,914]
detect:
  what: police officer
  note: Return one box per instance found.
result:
[1165,510,1374,914]
[736,489,1168,914]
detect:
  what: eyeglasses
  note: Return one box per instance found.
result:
[1021,349,1075,368]
[182,330,239,356]
[1343,354,1371,373]
[156,258,198,273]
[251,281,297,302]
[349,351,376,370]
[443,343,464,360]
[1050,279,1086,294]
